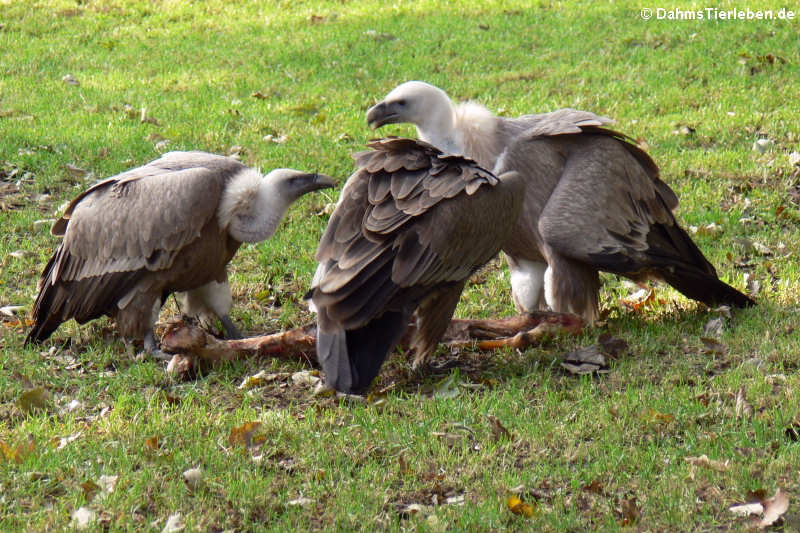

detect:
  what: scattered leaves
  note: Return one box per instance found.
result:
[619,287,656,311]
[0,436,35,463]
[62,73,79,86]
[689,222,723,236]
[729,488,789,529]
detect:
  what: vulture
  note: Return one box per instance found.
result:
[310,138,525,394]
[26,151,333,355]
[366,81,754,321]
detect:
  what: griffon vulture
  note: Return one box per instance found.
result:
[311,138,524,394]
[366,81,753,321]
[26,151,333,355]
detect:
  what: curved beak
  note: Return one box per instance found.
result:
[366,101,400,129]
[307,173,335,191]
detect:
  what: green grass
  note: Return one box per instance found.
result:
[2,0,800,530]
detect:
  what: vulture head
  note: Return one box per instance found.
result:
[366,81,458,149]
[219,168,334,243]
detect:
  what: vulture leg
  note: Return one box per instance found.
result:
[219,316,242,340]
[544,256,600,323]
[143,330,173,361]
[410,281,466,369]
[506,254,548,313]
[178,280,242,339]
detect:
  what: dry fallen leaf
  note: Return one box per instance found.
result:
[287,496,314,507]
[70,507,96,529]
[161,512,185,533]
[685,454,729,471]
[729,488,789,529]
[487,415,512,441]
[506,495,535,517]
[759,488,789,528]
[561,344,609,375]
[619,497,640,525]
[17,387,50,414]
[183,467,202,491]
[53,431,82,450]
[97,474,118,496]
[735,387,753,419]
[228,421,262,448]
[62,73,79,86]
[620,287,653,309]
[703,317,725,339]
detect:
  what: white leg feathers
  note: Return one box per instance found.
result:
[508,257,548,313]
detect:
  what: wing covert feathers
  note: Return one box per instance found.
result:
[313,138,524,393]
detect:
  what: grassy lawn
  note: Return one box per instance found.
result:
[2,0,799,530]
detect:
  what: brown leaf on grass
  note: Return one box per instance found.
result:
[182,467,202,491]
[582,479,606,495]
[759,489,789,528]
[80,480,100,500]
[619,287,655,311]
[139,107,160,125]
[685,454,729,471]
[643,408,674,425]
[251,90,269,99]
[735,387,753,419]
[700,337,728,355]
[487,415,512,442]
[70,507,96,530]
[52,431,82,450]
[17,387,50,413]
[228,421,262,448]
[5,434,35,464]
[689,222,723,236]
[729,488,789,529]
[506,495,536,517]
[597,334,628,358]
[619,497,640,525]
[144,436,160,451]
[703,317,725,339]
[561,345,609,375]
[64,163,89,178]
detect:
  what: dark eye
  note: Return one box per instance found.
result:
[396,99,407,107]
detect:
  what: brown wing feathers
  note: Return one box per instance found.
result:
[313,138,519,393]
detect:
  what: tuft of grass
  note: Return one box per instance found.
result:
[2,0,799,530]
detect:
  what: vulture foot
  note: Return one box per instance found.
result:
[142,331,173,361]
[219,315,243,340]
